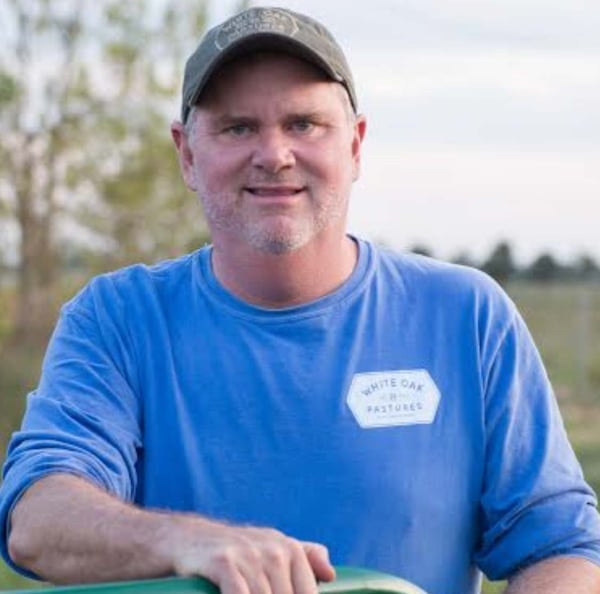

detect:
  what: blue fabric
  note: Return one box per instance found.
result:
[2,239,599,594]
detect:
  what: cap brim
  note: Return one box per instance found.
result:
[187,33,346,111]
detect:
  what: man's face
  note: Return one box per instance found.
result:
[172,52,366,255]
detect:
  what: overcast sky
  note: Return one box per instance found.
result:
[209,0,600,264]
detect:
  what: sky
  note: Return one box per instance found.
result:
[210,0,600,264]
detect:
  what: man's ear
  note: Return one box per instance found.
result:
[171,121,197,191]
[351,114,367,182]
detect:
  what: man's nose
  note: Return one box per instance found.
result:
[251,129,295,173]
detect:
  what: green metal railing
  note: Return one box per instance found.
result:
[2,567,427,594]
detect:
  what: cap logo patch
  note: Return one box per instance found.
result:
[215,9,300,50]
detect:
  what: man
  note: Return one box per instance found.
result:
[1,7,600,594]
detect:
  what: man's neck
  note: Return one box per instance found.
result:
[210,235,358,308]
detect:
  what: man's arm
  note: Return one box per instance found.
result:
[8,473,335,594]
[505,556,600,593]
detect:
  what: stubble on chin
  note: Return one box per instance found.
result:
[245,221,312,255]
[200,185,348,256]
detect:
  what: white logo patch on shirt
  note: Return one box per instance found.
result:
[346,369,440,428]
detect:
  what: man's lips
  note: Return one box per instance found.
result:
[245,185,304,197]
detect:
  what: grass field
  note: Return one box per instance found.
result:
[1,281,599,592]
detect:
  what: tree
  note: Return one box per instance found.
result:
[527,252,561,282]
[451,251,477,268]
[573,254,600,281]
[409,244,434,258]
[481,241,516,284]
[0,0,209,344]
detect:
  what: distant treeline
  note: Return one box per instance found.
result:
[409,241,600,284]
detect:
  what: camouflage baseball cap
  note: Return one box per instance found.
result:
[181,6,357,123]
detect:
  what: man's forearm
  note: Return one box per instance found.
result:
[8,474,177,583]
[505,556,600,594]
[8,473,334,593]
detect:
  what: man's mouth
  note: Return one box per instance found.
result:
[245,186,304,197]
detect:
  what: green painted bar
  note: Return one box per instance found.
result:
[2,567,427,594]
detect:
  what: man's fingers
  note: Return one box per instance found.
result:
[243,567,273,594]
[290,540,321,594]
[170,518,333,594]
[302,541,336,582]
[201,546,269,594]
[217,566,252,594]
[263,545,295,594]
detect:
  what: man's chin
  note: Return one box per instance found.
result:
[246,227,311,255]
[251,237,306,255]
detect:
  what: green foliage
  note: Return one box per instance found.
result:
[0,0,210,341]
[482,580,506,594]
[527,253,561,282]
[575,255,600,279]
[0,562,46,589]
[409,244,434,258]
[0,72,21,109]
[419,241,600,283]
[481,241,516,285]
[508,283,600,402]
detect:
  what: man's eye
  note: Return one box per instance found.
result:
[224,123,252,136]
[290,119,315,133]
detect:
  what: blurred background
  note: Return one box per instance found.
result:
[1,0,599,592]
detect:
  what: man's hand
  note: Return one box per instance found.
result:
[8,473,335,593]
[162,518,335,594]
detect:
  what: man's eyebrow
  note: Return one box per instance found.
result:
[284,110,330,122]
[207,114,258,127]
[290,109,327,117]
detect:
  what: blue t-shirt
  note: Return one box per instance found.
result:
[2,239,600,594]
